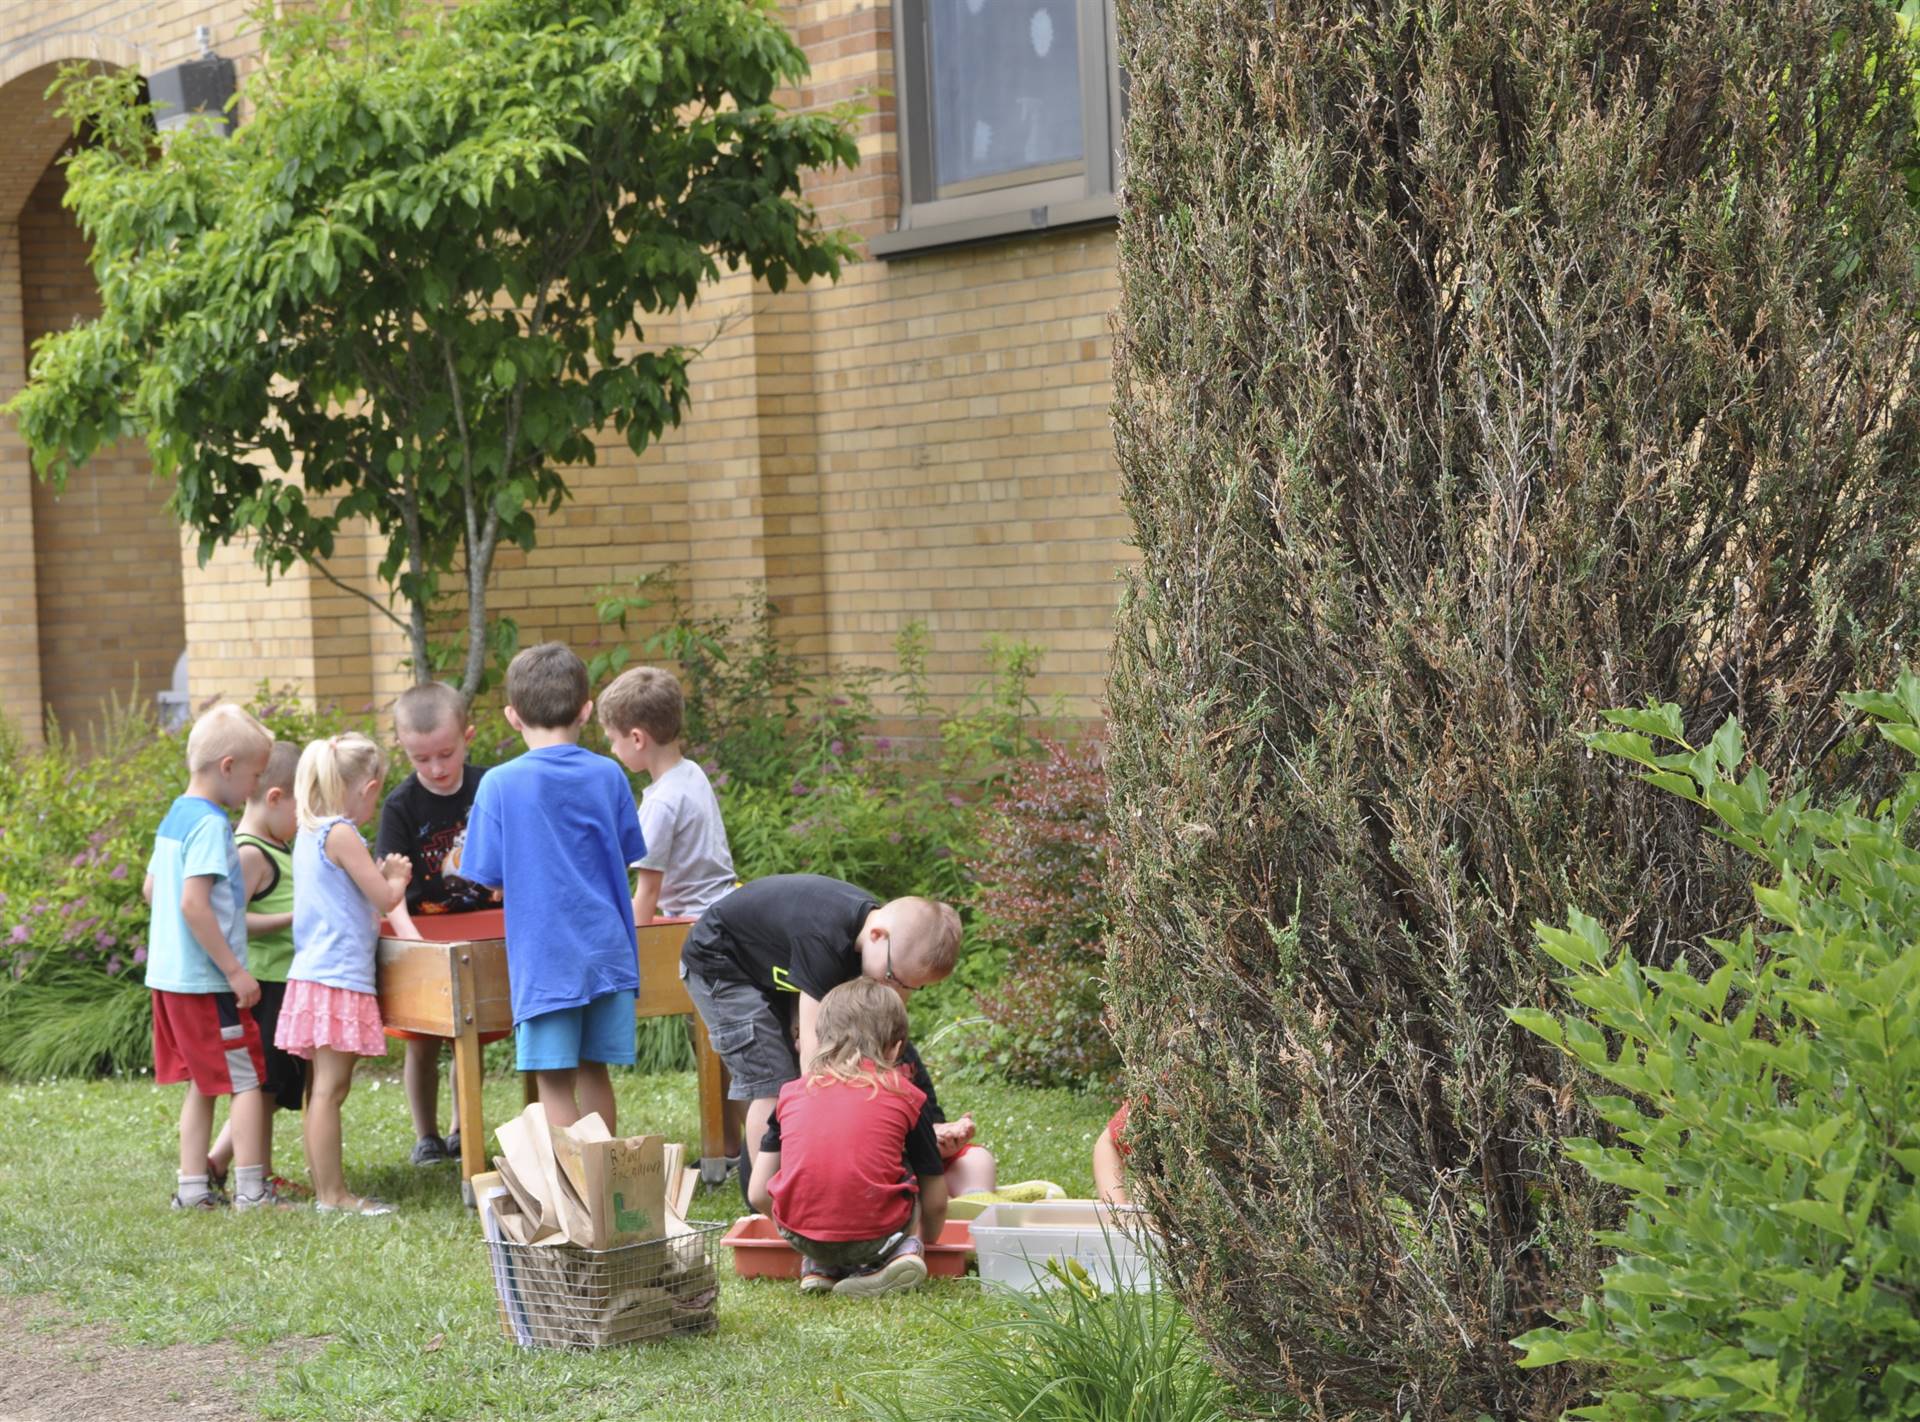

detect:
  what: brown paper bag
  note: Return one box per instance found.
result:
[576,1133,667,1249]
[494,1115,562,1243]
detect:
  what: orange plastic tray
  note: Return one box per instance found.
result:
[722,1214,974,1279]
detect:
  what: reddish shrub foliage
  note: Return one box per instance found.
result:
[973,740,1118,1089]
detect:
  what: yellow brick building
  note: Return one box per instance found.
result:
[0,0,1127,743]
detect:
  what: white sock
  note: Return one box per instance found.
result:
[176,1172,212,1205]
[234,1164,267,1204]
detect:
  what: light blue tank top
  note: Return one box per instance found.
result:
[290,816,380,995]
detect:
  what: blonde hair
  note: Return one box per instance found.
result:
[185,703,271,773]
[394,682,468,737]
[295,733,388,832]
[885,896,963,979]
[251,740,302,801]
[806,978,910,1094]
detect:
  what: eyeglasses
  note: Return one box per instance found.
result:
[884,938,917,994]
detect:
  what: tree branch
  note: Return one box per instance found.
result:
[310,556,410,633]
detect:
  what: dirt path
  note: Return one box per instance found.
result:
[0,1295,301,1422]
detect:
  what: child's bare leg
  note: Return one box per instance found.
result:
[209,1116,233,1175]
[229,1086,268,1170]
[178,1086,216,1180]
[574,1062,616,1135]
[534,1068,582,1129]
[945,1146,998,1196]
[446,1054,461,1137]
[403,1037,442,1140]
[741,1095,777,1179]
[305,1048,357,1207]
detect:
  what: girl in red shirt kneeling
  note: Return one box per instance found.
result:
[748,978,949,1297]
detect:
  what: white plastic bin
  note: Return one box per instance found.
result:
[968,1201,1159,1292]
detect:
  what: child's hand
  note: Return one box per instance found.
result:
[935,1115,975,1159]
[226,966,261,1011]
[380,853,413,884]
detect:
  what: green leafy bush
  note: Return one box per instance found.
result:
[1511,685,1920,1418]
[849,1254,1244,1422]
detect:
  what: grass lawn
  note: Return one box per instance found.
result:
[0,1058,1112,1420]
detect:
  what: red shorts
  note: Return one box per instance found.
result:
[152,989,268,1097]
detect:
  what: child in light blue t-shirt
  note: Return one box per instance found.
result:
[461,642,647,1134]
[143,704,275,1211]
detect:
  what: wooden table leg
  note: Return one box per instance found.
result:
[691,1014,731,1184]
[450,950,487,1208]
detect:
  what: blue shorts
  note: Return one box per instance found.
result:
[515,990,638,1071]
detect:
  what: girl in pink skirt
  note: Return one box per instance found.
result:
[278,732,412,1215]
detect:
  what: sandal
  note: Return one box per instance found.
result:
[315,1195,396,1217]
[206,1158,229,1193]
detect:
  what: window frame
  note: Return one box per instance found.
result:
[873,0,1123,259]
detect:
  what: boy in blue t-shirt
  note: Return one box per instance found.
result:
[460,642,647,1132]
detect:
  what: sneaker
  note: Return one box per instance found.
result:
[170,1189,225,1211]
[410,1135,449,1166]
[234,1183,299,1212]
[798,1258,842,1294]
[444,1129,461,1159]
[832,1238,927,1298]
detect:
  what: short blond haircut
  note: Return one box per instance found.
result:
[185,703,271,773]
[887,896,962,979]
[598,666,683,743]
[295,732,388,832]
[252,740,302,801]
[806,978,910,1094]
[394,682,468,737]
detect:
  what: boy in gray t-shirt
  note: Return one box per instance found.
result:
[598,667,736,923]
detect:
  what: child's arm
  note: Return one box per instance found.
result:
[796,991,823,1071]
[142,873,155,905]
[1093,1130,1129,1205]
[384,898,425,940]
[747,1148,779,1216]
[325,821,411,915]
[630,868,663,926]
[915,1172,949,1244]
[236,843,293,940]
[180,875,259,1009]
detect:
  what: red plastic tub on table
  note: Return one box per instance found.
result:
[722,1214,974,1279]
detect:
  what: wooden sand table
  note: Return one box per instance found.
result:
[375,910,730,1204]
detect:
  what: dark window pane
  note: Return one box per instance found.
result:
[927,0,1084,193]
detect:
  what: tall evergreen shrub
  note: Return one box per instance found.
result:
[1106,1,1920,1415]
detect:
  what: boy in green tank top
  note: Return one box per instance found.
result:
[209,741,310,1196]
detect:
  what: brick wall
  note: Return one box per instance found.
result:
[0,0,1130,736]
[20,163,186,738]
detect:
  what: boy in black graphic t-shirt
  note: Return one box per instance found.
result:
[375,683,493,1166]
[680,873,962,1193]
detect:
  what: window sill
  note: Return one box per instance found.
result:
[868,193,1119,260]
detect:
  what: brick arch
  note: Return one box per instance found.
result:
[0,35,146,220]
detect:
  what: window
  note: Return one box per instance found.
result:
[874,0,1122,257]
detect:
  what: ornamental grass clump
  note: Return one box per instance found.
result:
[1512,686,1920,1419]
[1107,0,1920,1414]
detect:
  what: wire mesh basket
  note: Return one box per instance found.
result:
[485,1222,725,1350]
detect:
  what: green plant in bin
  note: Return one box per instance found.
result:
[1510,684,1920,1419]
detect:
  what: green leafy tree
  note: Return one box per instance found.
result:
[6,0,856,699]
[1513,687,1920,1418]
